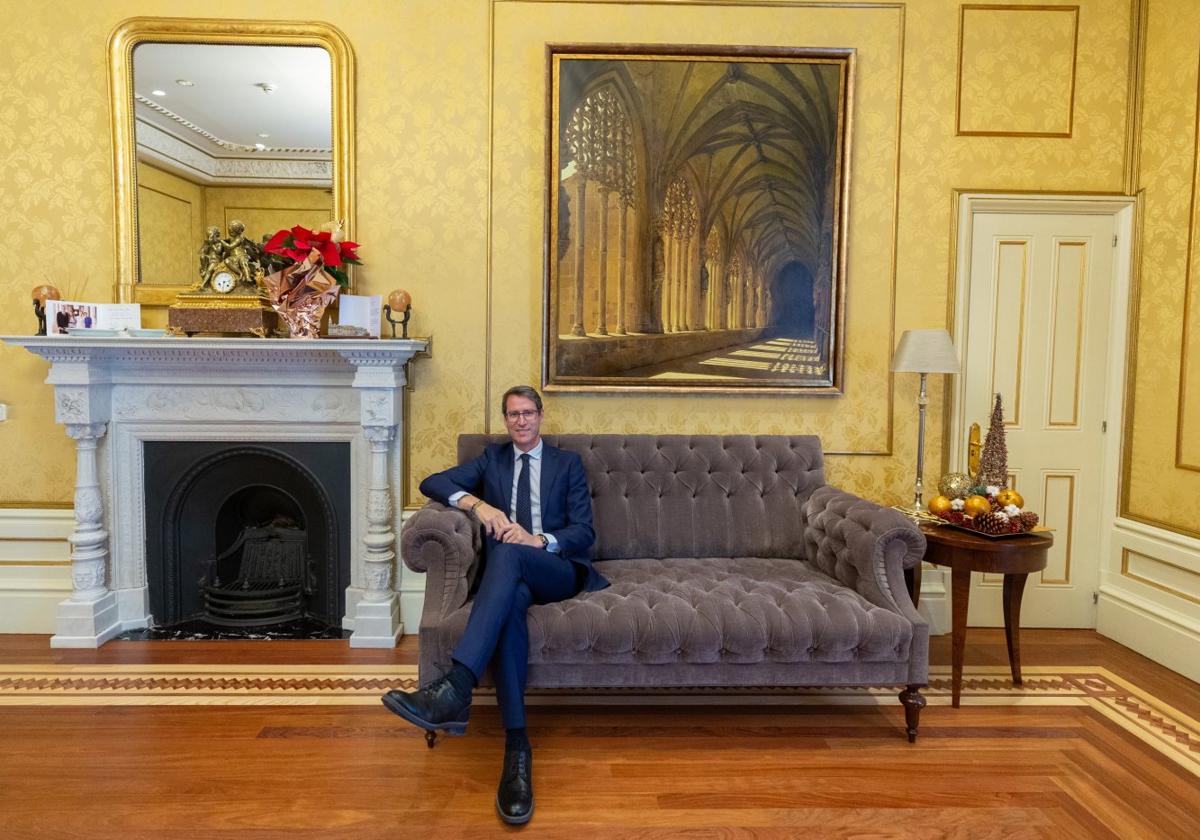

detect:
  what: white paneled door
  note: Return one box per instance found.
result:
[959,206,1118,628]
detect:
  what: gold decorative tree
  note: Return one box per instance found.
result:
[976,394,1009,488]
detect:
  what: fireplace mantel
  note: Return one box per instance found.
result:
[1,335,428,648]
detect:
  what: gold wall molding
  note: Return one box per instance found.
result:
[107,17,356,307]
[989,239,1030,428]
[486,0,905,457]
[955,4,1080,138]
[1175,45,1200,473]
[1121,547,1200,607]
[1122,0,1149,194]
[1047,240,1087,428]
[1041,472,1076,584]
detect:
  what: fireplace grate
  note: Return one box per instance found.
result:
[202,519,311,628]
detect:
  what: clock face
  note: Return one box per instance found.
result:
[212,271,236,294]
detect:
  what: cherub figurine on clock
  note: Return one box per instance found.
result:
[193,221,265,294]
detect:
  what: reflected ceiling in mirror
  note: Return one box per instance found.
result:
[133,44,332,188]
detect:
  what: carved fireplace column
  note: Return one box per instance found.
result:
[66,422,110,600]
[340,349,413,648]
[43,354,121,648]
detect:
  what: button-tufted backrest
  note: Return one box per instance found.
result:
[457,434,825,560]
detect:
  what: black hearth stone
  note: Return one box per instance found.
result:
[115,617,348,641]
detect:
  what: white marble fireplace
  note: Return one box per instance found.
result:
[2,335,427,648]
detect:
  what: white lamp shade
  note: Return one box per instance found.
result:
[890,329,960,374]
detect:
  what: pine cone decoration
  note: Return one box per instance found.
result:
[1015,511,1039,531]
[939,510,965,525]
[974,512,1011,535]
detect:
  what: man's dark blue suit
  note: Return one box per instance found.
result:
[419,441,607,728]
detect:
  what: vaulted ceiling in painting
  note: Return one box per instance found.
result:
[559,56,845,285]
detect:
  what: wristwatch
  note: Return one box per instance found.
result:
[537,533,549,548]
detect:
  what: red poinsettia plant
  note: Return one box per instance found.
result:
[263,223,360,288]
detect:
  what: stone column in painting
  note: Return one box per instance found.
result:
[595,187,610,335]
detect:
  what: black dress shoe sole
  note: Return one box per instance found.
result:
[495,794,533,825]
[380,692,468,736]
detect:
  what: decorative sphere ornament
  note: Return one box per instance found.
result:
[387,289,412,312]
[938,472,973,499]
[963,494,992,517]
[996,488,1024,508]
[928,495,952,516]
[31,284,61,305]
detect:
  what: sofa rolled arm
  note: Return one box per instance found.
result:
[400,501,483,620]
[802,485,927,616]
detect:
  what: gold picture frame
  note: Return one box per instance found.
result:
[544,44,854,394]
[107,17,356,306]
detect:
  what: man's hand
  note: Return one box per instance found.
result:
[496,521,541,547]
[468,500,511,538]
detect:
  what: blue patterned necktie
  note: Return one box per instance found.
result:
[515,453,533,533]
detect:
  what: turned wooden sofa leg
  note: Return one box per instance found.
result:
[899,685,926,743]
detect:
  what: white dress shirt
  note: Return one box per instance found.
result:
[450,439,560,552]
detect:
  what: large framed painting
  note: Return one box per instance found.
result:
[544,45,854,393]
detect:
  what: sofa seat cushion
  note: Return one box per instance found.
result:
[444,557,914,667]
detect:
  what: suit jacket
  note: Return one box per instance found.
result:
[419,441,608,592]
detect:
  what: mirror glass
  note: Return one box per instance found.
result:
[132,43,333,288]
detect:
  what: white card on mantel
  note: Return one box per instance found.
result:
[338,294,382,338]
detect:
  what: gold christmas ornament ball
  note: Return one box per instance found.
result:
[927,495,952,516]
[963,494,992,517]
[938,472,973,499]
[996,488,1024,508]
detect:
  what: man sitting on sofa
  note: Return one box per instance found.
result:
[383,385,607,825]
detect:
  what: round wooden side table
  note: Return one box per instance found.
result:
[907,523,1054,708]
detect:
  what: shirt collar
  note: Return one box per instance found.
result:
[513,439,543,461]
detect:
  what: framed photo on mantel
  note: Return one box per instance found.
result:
[544,44,854,394]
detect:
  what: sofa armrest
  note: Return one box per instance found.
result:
[400,501,483,622]
[802,485,927,617]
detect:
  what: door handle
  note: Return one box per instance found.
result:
[968,422,982,477]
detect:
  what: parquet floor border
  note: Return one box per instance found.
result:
[2,663,1197,777]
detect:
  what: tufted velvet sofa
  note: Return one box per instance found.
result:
[401,434,930,740]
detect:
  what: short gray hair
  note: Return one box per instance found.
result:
[501,385,543,415]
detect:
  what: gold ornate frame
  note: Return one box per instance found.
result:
[108,17,356,305]
[542,44,853,395]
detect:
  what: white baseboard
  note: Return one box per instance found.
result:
[917,565,950,636]
[1098,584,1200,684]
[0,509,73,633]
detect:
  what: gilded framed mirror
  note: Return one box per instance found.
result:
[108,17,355,305]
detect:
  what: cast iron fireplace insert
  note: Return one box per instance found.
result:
[139,441,351,639]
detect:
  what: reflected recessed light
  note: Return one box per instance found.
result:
[175,79,194,86]
[151,89,167,97]
[257,133,270,139]
[254,143,266,151]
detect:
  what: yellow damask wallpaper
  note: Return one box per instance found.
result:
[1123,0,1200,536]
[1,0,1193,541]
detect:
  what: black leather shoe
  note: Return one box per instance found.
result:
[496,747,533,825]
[381,674,471,736]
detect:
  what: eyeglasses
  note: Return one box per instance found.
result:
[504,410,540,421]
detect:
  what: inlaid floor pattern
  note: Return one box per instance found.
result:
[2,663,1197,778]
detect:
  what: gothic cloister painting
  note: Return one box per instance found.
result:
[544,46,853,393]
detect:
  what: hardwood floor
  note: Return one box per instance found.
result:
[1,630,1198,838]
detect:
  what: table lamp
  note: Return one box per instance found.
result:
[891,329,960,514]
